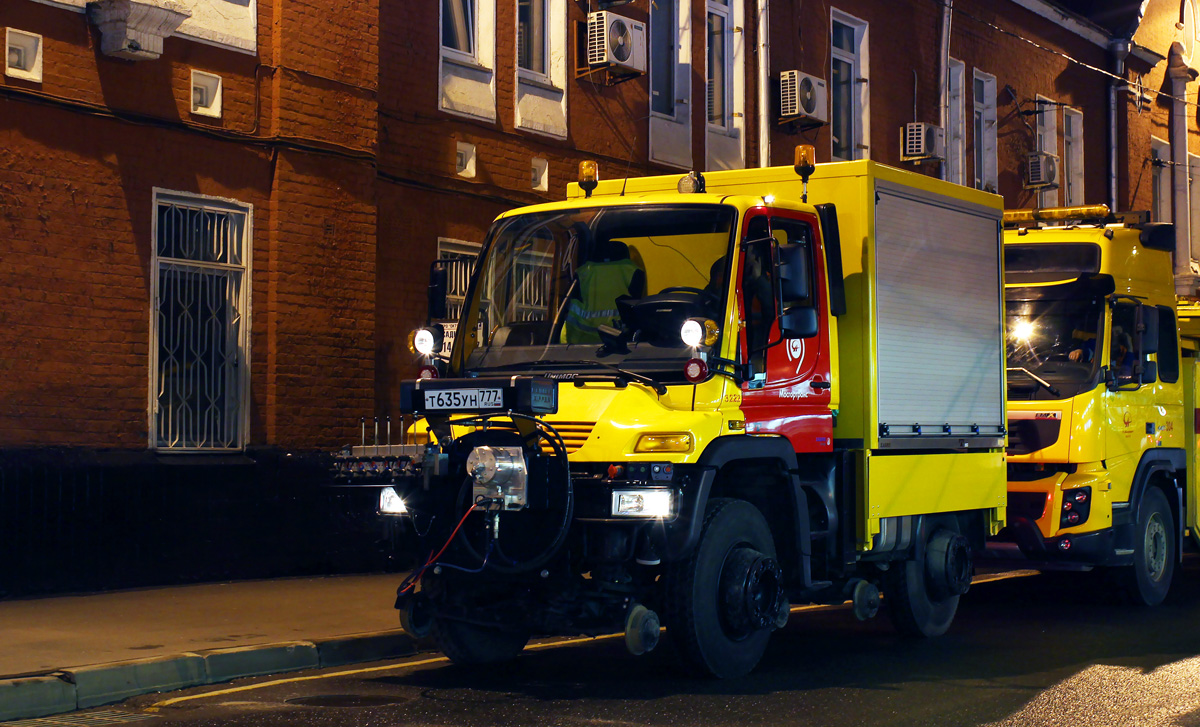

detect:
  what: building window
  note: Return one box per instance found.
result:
[437,239,482,353]
[1063,108,1084,206]
[442,0,475,56]
[650,0,676,117]
[1035,95,1059,208]
[531,157,549,191]
[831,10,868,161]
[514,0,566,138]
[947,58,965,185]
[706,0,731,130]
[517,0,546,76]
[973,69,998,193]
[1152,137,1171,223]
[151,190,251,451]
[440,0,496,120]
[650,0,692,168]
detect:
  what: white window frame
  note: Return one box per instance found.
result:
[1063,107,1084,206]
[440,0,497,121]
[973,69,998,193]
[1036,94,1060,208]
[1152,137,1172,223]
[947,58,965,185]
[514,0,567,138]
[705,0,746,170]
[441,0,478,64]
[830,9,869,162]
[649,0,692,168]
[706,0,733,133]
[149,189,252,452]
[516,0,550,82]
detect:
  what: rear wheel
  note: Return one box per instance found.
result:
[663,498,784,679]
[883,520,971,637]
[431,617,531,666]
[1121,487,1175,607]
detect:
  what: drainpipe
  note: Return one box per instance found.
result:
[938,0,952,180]
[1167,42,1198,295]
[1107,39,1129,212]
[757,0,770,167]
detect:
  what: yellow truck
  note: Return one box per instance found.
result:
[341,153,1008,677]
[991,205,1188,606]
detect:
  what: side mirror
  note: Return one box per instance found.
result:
[779,306,819,339]
[428,261,449,322]
[1141,360,1158,385]
[777,243,811,302]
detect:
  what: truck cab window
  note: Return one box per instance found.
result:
[1110,303,1137,383]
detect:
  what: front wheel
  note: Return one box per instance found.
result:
[1121,487,1175,607]
[431,617,531,666]
[663,498,784,679]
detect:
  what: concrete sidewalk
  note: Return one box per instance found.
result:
[0,573,423,722]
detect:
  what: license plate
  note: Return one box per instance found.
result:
[424,388,504,411]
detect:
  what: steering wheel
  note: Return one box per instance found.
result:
[658,286,706,295]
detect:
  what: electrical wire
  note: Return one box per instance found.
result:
[396,496,482,595]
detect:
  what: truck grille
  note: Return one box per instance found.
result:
[541,420,596,454]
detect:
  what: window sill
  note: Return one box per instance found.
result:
[517,74,564,94]
[442,52,491,73]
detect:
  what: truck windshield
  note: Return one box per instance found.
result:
[1005,293,1103,399]
[458,204,737,378]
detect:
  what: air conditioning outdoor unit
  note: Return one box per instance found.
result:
[900,122,946,162]
[1025,151,1060,189]
[779,70,828,123]
[587,11,647,74]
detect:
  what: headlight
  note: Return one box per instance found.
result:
[680,317,719,347]
[635,433,693,453]
[611,489,673,518]
[379,486,407,516]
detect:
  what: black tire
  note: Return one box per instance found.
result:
[431,617,531,666]
[663,498,780,679]
[1121,487,1175,607]
[883,521,961,638]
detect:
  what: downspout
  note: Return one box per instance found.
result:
[1107,39,1129,212]
[1167,42,1198,295]
[757,0,770,167]
[938,0,952,180]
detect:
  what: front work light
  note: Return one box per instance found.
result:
[677,171,706,194]
[379,486,407,516]
[635,433,693,454]
[680,317,719,347]
[611,489,673,518]
[409,326,443,356]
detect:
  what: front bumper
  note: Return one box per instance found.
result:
[983,516,1133,569]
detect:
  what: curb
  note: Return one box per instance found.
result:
[0,630,421,723]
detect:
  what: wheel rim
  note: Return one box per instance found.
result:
[1144,513,1168,582]
[717,546,783,639]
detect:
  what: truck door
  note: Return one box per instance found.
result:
[737,208,834,453]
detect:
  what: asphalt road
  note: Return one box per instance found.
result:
[117,560,1200,727]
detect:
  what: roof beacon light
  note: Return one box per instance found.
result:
[579,161,599,198]
[678,170,706,194]
[795,144,816,202]
[1003,204,1111,224]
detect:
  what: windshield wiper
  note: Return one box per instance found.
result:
[465,359,668,395]
[1007,367,1062,398]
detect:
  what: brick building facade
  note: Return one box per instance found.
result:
[4,0,1200,594]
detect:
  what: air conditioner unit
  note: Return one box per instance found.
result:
[900,122,946,162]
[779,70,828,123]
[587,11,647,74]
[1025,151,1060,189]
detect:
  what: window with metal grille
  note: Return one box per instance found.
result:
[151,190,251,451]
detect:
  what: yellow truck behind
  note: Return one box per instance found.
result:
[339,154,1008,677]
[991,205,1190,606]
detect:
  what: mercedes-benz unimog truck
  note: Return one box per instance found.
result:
[339,151,1008,677]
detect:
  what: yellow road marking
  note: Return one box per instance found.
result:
[150,570,1039,709]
